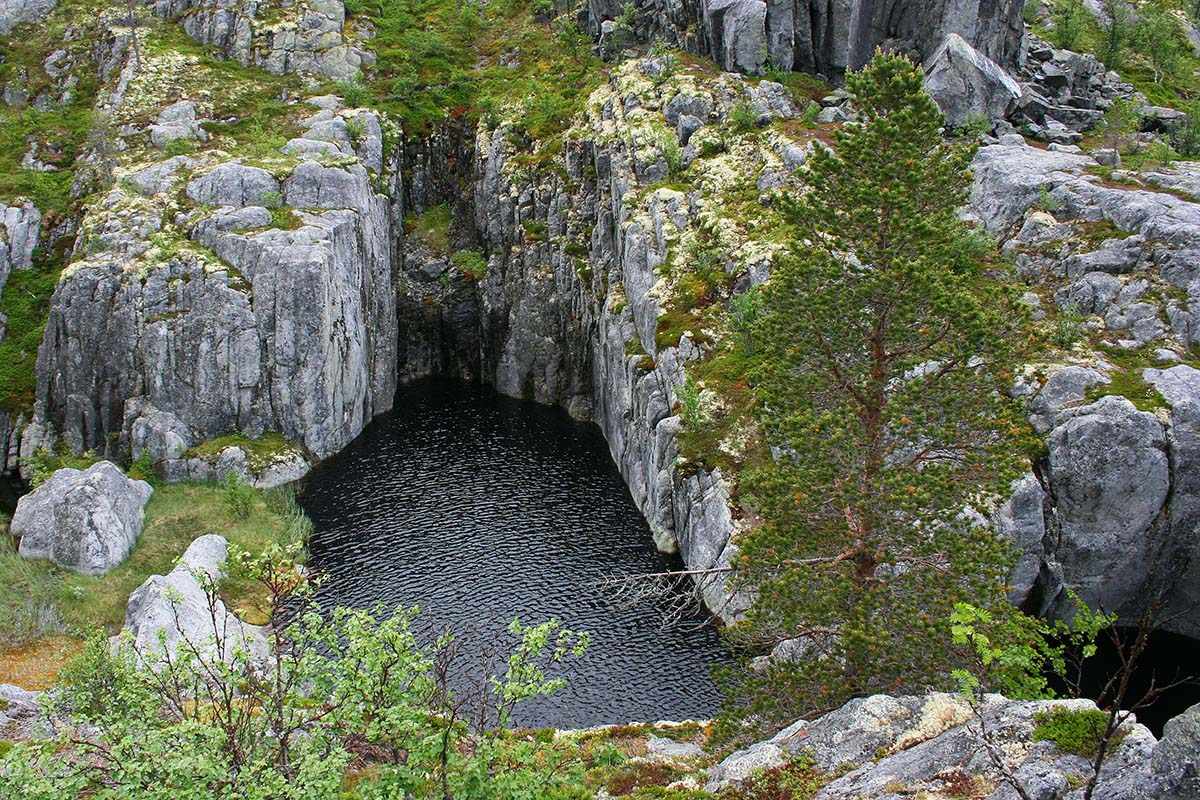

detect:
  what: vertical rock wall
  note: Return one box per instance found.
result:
[585,0,1025,76]
[468,126,746,617]
[29,105,398,467]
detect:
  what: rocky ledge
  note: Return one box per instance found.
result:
[123,533,269,663]
[709,693,1200,800]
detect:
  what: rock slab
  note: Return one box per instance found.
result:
[124,533,267,662]
[11,461,153,575]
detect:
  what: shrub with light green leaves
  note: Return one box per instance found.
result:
[0,544,591,800]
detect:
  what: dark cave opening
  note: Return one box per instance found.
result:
[1052,627,1200,737]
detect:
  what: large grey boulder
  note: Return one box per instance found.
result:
[1045,395,1170,622]
[0,683,51,739]
[0,202,41,275]
[969,141,1093,234]
[1143,366,1200,638]
[1028,365,1110,434]
[148,100,208,148]
[124,534,267,663]
[124,156,197,197]
[11,461,153,575]
[923,33,1021,128]
[0,0,55,35]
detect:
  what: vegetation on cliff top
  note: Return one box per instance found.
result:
[1041,0,1198,104]
[345,0,604,137]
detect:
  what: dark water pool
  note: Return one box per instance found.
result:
[299,379,728,728]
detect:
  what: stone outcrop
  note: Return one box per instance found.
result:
[1043,395,1170,619]
[0,683,51,741]
[153,0,374,80]
[923,33,1021,128]
[148,100,208,149]
[1012,34,1139,142]
[30,99,397,467]
[586,0,1025,77]
[0,201,40,276]
[10,461,153,575]
[0,0,54,35]
[709,693,1200,800]
[970,137,1200,637]
[124,533,268,662]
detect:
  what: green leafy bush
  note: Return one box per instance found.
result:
[728,103,760,133]
[335,77,371,107]
[729,287,763,356]
[0,549,591,800]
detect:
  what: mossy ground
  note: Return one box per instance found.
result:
[1032,706,1124,759]
[0,482,309,684]
[184,431,305,472]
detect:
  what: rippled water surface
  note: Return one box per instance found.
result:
[300,379,728,728]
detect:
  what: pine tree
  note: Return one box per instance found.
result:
[717,51,1037,740]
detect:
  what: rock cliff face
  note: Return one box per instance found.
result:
[585,0,1025,76]
[5,0,1199,642]
[411,64,811,619]
[973,137,1200,638]
[153,0,374,80]
[28,89,397,471]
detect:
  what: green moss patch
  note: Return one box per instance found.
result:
[0,260,64,412]
[1032,706,1123,759]
[185,431,303,472]
[1083,344,1200,413]
[404,203,452,255]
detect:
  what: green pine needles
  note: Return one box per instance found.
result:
[716,51,1038,741]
